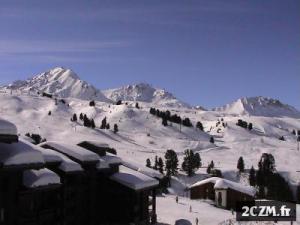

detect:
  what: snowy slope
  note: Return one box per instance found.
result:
[103,83,191,108]
[1,71,300,223]
[1,67,110,102]
[213,96,300,118]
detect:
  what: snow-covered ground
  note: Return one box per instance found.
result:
[1,68,300,224]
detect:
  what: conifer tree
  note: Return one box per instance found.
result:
[79,113,84,121]
[162,117,168,126]
[237,156,245,172]
[158,157,164,174]
[113,124,118,133]
[100,117,107,129]
[182,149,201,176]
[135,102,140,109]
[72,113,77,122]
[210,136,215,144]
[91,119,96,129]
[164,149,178,176]
[106,123,110,130]
[249,166,256,186]
[146,158,151,168]
[196,121,204,131]
[154,156,159,170]
[248,123,253,130]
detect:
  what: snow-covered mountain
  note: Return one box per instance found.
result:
[1,67,110,102]
[213,96,300,118]
[103,83,191,108]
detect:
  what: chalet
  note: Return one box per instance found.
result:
[18,168,61,225]
[33,143,86,225]
[78,141,159,225]
[190,177,256,210]
[39,142,100,225]
[0,140,45,225]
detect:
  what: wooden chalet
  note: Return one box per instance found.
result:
[18,169,61,225]
[78,141,160,225]
[34,143,87,225]
[0,140,45,225]
[189,177,256,210]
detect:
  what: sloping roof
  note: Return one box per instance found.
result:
[41,141,100,163]
[101,152,122,165]
[0,118,17,136]
[110,166,159,191]
[23,168,61,188]
[122,160,163,179]
[37,143,83,172]
[190,177,256,197]
[0,140,44,167]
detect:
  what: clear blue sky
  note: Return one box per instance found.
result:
[0,0,299,109]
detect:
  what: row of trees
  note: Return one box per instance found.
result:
[236,119,253,130]
[146,149,202,177]
[149,108,193,128]
[71,113,118,133]
[247,153,293,202]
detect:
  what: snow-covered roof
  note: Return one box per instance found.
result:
[122,160,163,179]
[110,166,159,191]
[80,140,110,149]
[0,118,18,136]
[101,152,122,165]
[41,141,100,163]
[37,143,83,172]
[190,177,256,197]
[21,139,62,164]
[0,141,44,167]
[23,168,61,188]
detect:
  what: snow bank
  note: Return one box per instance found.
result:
[110,165,159,190]
[0,141,44,166]
[190,177,256,197]
[41,141,99,163]
[23,168,60,188]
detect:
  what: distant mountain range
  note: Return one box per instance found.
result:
[1,67,299,118]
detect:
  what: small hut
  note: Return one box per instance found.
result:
[190,177,256,209]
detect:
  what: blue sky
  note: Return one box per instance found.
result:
[0,0,299,109]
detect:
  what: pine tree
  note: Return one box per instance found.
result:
[91,119,96,129]
[182,150,200,176]
[83,115,90,127]
[100,117,107,129]
[209,136,215,144]
[196,121,204,131]
[158,157,164,174]
[279,136,285,141]
[113,124,118,133]
[72,113,77,122]
[146,158,151,168]
[135,102,140,109]
[237,156,245,173]
[248,123,253,130]
[106,123,110,130]
[162,117,168,126]
[154,156,159,170]
[165,149,178,176]
[207,160,214,174]
[194,153,202,169]
[292,130,296,135]
[79,113,84,121]
[249,166,256,186]
[89,100,95,106]
[48,111,51,116]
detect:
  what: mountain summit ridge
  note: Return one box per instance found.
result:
[213,96,300,118]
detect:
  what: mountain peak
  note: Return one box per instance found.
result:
[3,67,110,102]
[213,96,300,118]
[103,83,191,108]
